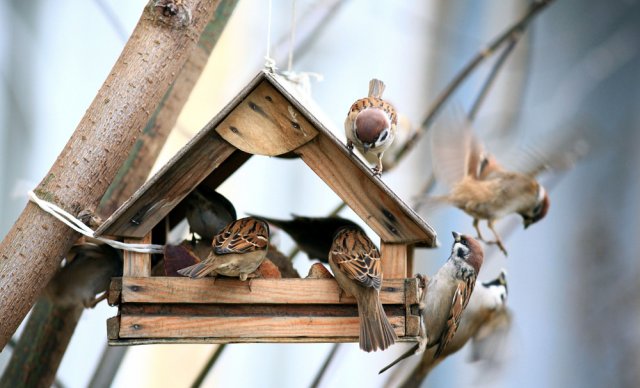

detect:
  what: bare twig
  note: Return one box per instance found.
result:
[309,344,341,388]
[191,344,227,388]
[391,0,555,165]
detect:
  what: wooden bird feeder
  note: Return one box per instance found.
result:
[100,71,437,345]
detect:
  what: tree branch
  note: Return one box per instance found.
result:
[0,0,219,349]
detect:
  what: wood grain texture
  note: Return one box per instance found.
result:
[123,235,152,277]
[296,134,436,246]
[0,0,219,347]
[107,316,121,341]
[216,81,319,156]
[381,243,408,278]
[121,277,410,304]
[109,335,421,346]
[108,278,122,306]
[96,131,237,238]
[119,315,405,339]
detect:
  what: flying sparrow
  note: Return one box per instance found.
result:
[345,78,397,176]
[45,244,123,308]
[430,117,549,255]
[329,226,397,352]
[177,217,269,280]
[184,186,237,241]
[379,232,483,373]
[252,214,361,263]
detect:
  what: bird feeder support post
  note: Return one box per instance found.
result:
[380,242,410,278]
[122,233,152,277]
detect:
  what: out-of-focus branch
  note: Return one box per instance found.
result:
[309,344,341,388]
[391,0,556,165]
[190,344,227,388]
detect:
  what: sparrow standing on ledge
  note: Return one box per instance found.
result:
[251,214,362,262]
[431,118,549,255]
[178,217,269,281]
[345,78,397,176]
[379,232,483,373]
[329,227,397,352]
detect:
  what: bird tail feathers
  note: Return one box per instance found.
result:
[358,290,397,352]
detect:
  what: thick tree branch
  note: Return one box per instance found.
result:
[0,0,218,348]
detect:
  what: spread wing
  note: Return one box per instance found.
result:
[432,275,476,358]
[330,229,382,290]
[431,110,486,188]
[213,217,269,255]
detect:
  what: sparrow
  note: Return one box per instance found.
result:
[345,78,397,176]
[177,217,269,280]
[382,270,509,385]
[430,117,549,255]
[329,226,397,352]
[379,232,483,373]
[251,214,361,262]
[45,244,123,308]
[184,186,237,241]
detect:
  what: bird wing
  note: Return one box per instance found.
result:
[213,217,269,255]
[432,275,476,358]
[330,230,382,290]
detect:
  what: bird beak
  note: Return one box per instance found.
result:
[363,143,370,153]
[452,231,461,242]
[523,218,532,229]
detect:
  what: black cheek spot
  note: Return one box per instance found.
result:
[379,132,388,142]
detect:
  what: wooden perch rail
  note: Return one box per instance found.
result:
[107,277,421,344]
[0,0,220,349]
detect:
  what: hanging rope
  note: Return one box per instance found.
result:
[264,0,277,72]
[28,190,165,254]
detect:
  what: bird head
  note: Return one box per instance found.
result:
[520,185,550,229]
[451,231,484,274]
[355,108,391,153]
[482,269,509,304]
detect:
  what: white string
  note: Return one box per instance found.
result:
[264,0,277,72]
[28,190,165,254]
[287,0,297,73]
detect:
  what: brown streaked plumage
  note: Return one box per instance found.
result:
[329,227,397,352]
[177,217,269,280]
[379,232,483,373]
[431,117,550,255]
[345,78,397,176]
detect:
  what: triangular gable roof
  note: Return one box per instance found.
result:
[96,71,437,247]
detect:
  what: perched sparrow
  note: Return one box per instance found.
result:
[184,186,236,241]
[177,217,269,280]
[345,78,397,176]
[329,227,397,352]
[382,270,509,384]
[251,214,361,262]
[430,117,550,255]
[379,232,483,373]
[45,244,123,308]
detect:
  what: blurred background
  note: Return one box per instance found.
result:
[0,0,639,387]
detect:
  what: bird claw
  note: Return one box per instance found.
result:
[480,238,508,256]
[372,167,382,177]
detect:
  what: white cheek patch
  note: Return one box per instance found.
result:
[538,186,546,202]
[453,242,469,258]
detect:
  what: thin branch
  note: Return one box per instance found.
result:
[191,344,227,388]
[309,343,341,388]
[391,0,555,165]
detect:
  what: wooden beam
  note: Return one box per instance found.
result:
[119,315,405,339]
[107,278,122,306]
[109,336,421,346]
[380,242,408,279]
[216,81,319,156]
[122,234,152,277]
[121,277,409,304]
[296,134,436,246]
[96,131,237,238]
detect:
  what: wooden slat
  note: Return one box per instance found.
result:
[119,315,405,339]
[123,234,152,277]
[216,81,319,156]
[109,336,421,346]
[121,277,409,304]
[296,135,436,246]
[380,242,408,278]
[107,316,120,340]
[108,278,122,306]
